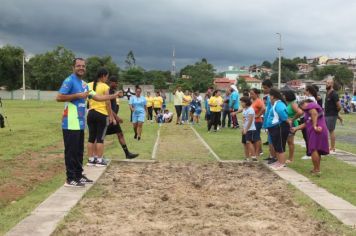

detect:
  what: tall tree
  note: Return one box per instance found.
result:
[83,56,119,82]
[125,50,136,69]
[27,46,75,90]
[178,58,215,92]
[0,45,25,90]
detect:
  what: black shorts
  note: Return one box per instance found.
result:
[268,122,290,153]
[87,109,109,144]
[242,130,258,144]
[255,122,263,141]
[106,123,123,135]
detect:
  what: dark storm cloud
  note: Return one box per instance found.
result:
[1,0,356,70]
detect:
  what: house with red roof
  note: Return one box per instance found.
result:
[239,75,262,89]
[213,77,236,91]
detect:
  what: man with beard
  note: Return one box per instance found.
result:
[325,79,341,154]
[57,58,119,187]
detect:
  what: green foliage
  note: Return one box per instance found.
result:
[178,58,215,92]
[143,70,170,89]
[125,50,136,69]
[0,45,24,90]
[270,68,297,83]
[27,46,74,90]
[261,60,272,68]
[121,67,145,85]
[83,56,119,82]
[237,77,250,90]
[312,65,354,87]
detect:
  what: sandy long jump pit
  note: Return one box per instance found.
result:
[55,161,335,236]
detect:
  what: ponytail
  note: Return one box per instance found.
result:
[94,68,109,91]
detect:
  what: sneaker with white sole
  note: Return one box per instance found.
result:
[79,175,94,184]
[95,158,109,167]
[87,157,97,166]
[64,180,85,188]
[301,155,311,160]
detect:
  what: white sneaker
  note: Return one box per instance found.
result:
[301,155,311,160]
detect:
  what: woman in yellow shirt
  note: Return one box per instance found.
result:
[145,92,154,122]
[153,91,164,115]
[208,90,223,132]
[87,68,114,167]
[182,90,192,123]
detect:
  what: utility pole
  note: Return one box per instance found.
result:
[276,33,283,89]
[22,53,26,100]
[171,46,176,81]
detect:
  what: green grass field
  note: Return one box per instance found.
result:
[1,100,356,235]
[0,99,158,235]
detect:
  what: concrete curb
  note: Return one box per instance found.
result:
[264,163,356,228]
[6,164,109,236]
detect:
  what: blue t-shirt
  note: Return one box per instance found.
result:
[190,99,201,111]
[58,74,89,130]
[262,95,272,129]
[265,100,288,128]
[229,91,239,110]
[204,98,211,114]
[129,95,147,115]
[243,107,256,131]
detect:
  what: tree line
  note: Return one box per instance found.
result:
[0,44,354,92]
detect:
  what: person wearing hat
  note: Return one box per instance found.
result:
[229,84,240,128]
[105,76,139,159]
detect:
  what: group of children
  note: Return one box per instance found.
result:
[200,80,329,174]
[145,91,173,124]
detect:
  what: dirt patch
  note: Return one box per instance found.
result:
[0,142,64,207]
[55,162,335,236]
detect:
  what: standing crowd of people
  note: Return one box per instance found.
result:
[57,59,341,187]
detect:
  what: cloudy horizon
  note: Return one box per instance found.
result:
[1,0,356,71]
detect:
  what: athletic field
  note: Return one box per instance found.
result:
[1,100,356,235]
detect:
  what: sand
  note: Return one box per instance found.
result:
[55,161,336,236]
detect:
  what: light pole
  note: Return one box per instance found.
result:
[22,53,26,100]
[276,33,283,89]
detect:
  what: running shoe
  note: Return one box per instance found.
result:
[134,134,137,139]
[64,180,85,188]
[252,157,258,162]
[79,175,94,184]
[87,157,97,166]
[267,157,277,164]
[96,158,109,167]
[126,152,139,159]
[263,156,272,161]
[301,155,311,160]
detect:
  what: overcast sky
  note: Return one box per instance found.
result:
[1,0,356,71]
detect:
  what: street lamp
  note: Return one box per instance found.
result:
[276,33,283,89]
[22,53,25,100]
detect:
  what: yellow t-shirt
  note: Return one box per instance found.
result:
[182,95,192,106]
[153,96,163,108]
[209,96,223,112]
[174,91,184,105]
[145,96,154,107]
[88,82,110,115]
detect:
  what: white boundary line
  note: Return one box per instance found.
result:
[190,126,221,161]
[151,127,160,160]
